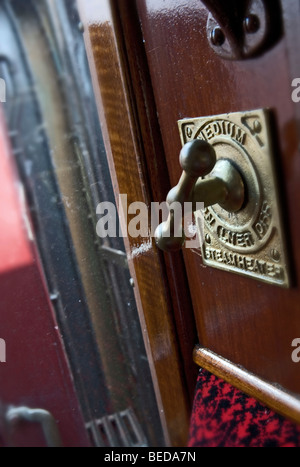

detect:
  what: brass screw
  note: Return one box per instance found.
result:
[186,126,193,139]
[211,28,225,47]
[253,120,262,134]
[244,15,260,34]
[271,249,280,262]
[205,234,211,244]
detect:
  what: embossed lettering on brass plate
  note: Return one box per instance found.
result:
[178,109,290,287]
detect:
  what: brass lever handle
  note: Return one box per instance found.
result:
[155,139,245,252]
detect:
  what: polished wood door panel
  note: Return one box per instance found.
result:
[79,0,194,446]
[136,0,300,394]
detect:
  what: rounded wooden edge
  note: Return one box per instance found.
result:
[193,346,300,426]
[77,0,191,447]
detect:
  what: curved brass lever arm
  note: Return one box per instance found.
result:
[155,140,244,252]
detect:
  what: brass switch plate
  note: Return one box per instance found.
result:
[178,109,290,287]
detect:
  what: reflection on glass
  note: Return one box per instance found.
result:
[0,0,163,447]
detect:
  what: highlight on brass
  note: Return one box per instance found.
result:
[175,109,291,288]
[154,139,245,253]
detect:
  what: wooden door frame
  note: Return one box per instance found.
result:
[78,0,198,447]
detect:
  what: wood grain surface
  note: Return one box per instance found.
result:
[78,0,193,446]
[136,0,300,396]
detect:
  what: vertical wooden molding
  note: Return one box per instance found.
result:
[78,0,191,446]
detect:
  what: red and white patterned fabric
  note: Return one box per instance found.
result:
[188,369,300,447]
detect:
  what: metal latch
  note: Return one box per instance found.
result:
[155,109,290,288]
